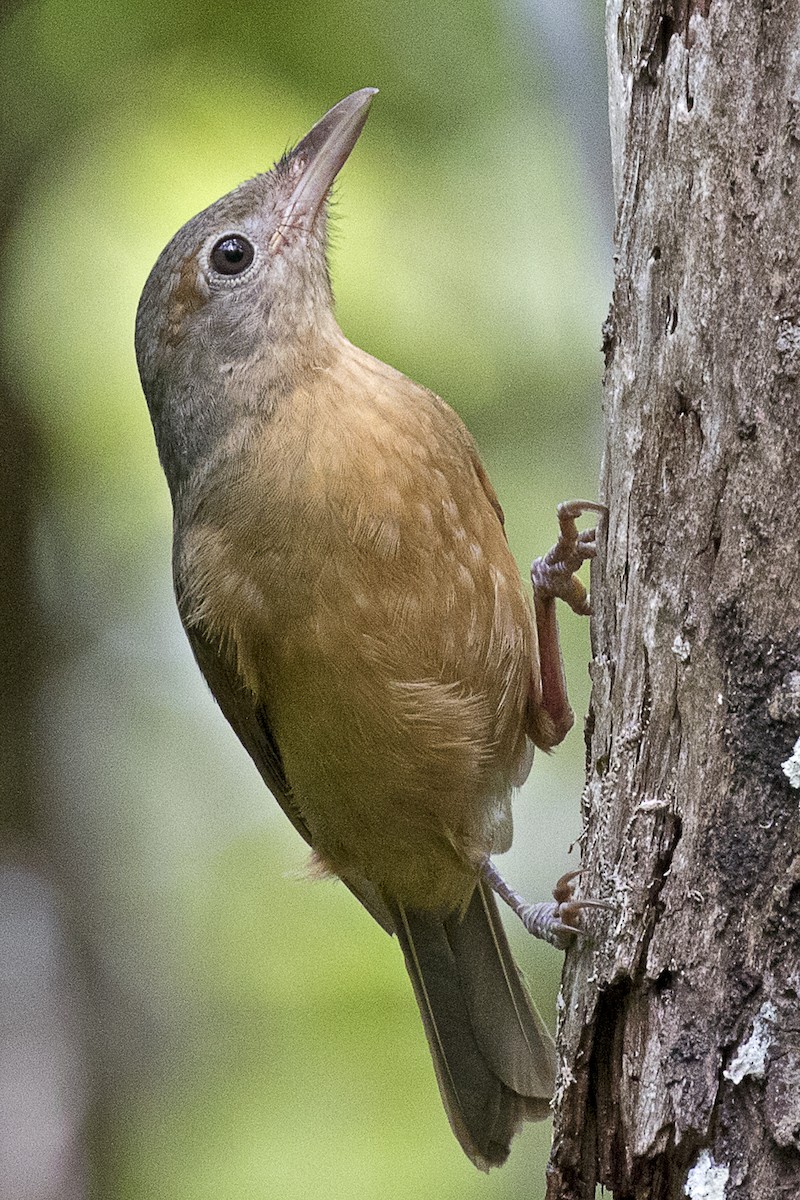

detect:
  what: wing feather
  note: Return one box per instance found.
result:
[185,621,393,932]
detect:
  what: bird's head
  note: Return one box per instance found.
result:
[135,88,376,491]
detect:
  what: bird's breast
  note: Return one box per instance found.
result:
[173,352,536,904]
[177,354,533,692]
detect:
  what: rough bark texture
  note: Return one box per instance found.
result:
[547,3,800,1197]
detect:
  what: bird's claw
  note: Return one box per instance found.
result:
[483,862,613,951]
[517,870,615,949]
[531,500,607,617]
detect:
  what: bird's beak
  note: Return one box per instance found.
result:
[276,88,378,240]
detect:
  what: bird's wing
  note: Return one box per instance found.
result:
[427,388,507,530]
[468,447,506,530]
[466,440,550,751]
[185,620,394,932]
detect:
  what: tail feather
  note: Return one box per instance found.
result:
[389,883,556,1169]
[447,880,556,1104]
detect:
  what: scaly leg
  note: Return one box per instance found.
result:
[482,862,613,950]
[530,500,607,749]
[511,501,610,942]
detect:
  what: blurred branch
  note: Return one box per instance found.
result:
[0,382,41,841]
[1,5,90,1195]
[0,291,90,1200]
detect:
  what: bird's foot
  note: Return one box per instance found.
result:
[482,863,613,951]
[530,500,608,617]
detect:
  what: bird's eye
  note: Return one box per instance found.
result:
[209,235,255,276]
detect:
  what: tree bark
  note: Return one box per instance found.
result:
[547,3,800,1197]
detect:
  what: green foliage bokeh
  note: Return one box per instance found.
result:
[1,1,609,1196]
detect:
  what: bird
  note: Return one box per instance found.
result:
[135,87,605,1169]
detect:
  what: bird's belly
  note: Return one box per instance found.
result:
[180,453,534,910]
[263,537,530,909]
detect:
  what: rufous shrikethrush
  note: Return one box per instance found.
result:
[135,88,606,1169]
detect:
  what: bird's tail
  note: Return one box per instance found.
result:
[388,880,556,1169]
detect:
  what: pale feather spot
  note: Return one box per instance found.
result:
[372,519,401,558]
[456,563,476,592]
[389,591,422,625]
[351,502,401,557]
[486,563,524,671]
[406,437,431,461]
[229,573,266,612]
[441,498,468,542]
[310,611,340,648]
[415,501,434,530]
[511,737,535,787]
[367,461,388,484]
[469,542,483,561]
[489,564,507,591]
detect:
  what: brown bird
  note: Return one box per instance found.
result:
[135,88,604,1169]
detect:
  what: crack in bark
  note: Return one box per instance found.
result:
[639,0,711,85]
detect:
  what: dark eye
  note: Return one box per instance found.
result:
[209,235,255,276]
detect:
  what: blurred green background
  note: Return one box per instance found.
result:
[0,2,610,1197]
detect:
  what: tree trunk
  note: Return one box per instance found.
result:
[547,3,800,1197]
